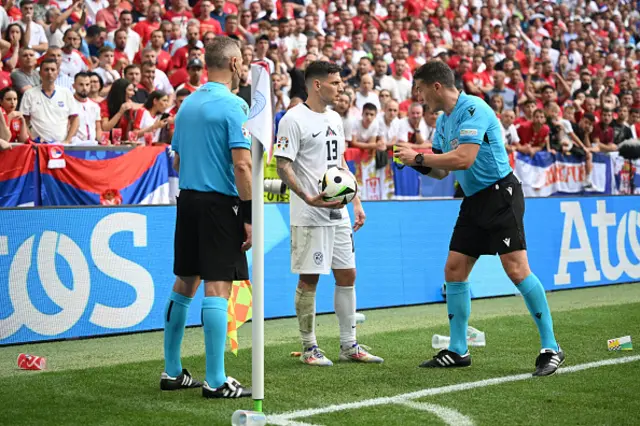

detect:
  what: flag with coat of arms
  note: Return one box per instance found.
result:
[226,62,274,355]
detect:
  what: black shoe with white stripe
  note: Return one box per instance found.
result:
[419,349,471,368]
[533,347,565,377]
[160,369,202,390]
[202,377,252,399]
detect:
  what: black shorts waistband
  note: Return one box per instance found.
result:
[467,172,516,199]
[179,189,239,204]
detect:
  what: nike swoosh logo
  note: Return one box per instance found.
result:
[312,132,321,138]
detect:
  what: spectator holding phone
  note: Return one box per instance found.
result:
[133,90,170,143]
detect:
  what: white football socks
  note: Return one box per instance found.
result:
[334,285,357,349]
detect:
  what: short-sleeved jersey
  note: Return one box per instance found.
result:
[433,92,511,196]
[172,82,251,196]
[275,103,350,227]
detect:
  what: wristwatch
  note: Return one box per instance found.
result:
[415,153,424,165]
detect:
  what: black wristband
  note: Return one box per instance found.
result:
[240,200,252,224]
[410,165,433,175]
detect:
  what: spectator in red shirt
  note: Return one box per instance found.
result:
[134,30,172,74]
[172,24,203,70]
[133,2,162,47]
[96,0,122,33]
[176,58,204,93]
[592,109,619,153]
[516,109,550,156]
[198,0,223,37]
[0,87,29,142]
[163,0,193,26]
[463,54,493,97]
[100,78,136,142]
[113,29,130,69]
[169,46,207,88]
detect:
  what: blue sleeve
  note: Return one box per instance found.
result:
[457,101,489,145]
[227,98,251,150]
[432,115,444,153]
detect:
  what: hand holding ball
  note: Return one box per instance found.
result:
[320,167,358,205]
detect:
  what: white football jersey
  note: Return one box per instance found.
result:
[275,104,350,227]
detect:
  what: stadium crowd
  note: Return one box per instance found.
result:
[0,0,638,171]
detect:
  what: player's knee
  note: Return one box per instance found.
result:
[504,262,531,285]
[334,268,356,286]
[444,260,468,283]
[299,274,320,291]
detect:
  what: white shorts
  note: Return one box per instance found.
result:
[290,223,356,274]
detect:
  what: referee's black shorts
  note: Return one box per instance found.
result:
[449,173,527,259]
[173,189,249,281]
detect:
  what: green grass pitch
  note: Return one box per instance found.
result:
[2,283,640,425]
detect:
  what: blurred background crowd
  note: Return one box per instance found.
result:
[0,0,637,165]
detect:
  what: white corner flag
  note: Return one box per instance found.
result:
[245,62,273,413]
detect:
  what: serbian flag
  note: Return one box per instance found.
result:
[227,280,253,355]
[38,145,172,206]
[0,145,37,207]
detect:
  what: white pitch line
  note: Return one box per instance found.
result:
[268,355,640,425]
[398,401,474,426]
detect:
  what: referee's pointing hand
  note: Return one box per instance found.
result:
[394,143,420,166]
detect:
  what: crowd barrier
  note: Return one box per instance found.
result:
[1,195,638,345]
[1,145,638,208]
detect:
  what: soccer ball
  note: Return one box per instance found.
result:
[320,167,358,205]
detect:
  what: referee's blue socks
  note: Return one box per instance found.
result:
[202,296,228,389]
[517,273,559,351]
[446,281,471,355]
[163,291,193,377]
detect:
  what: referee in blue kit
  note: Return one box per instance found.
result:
[395,60,564,377]
[160,36,253,399]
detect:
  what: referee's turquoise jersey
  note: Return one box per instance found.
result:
[433,92,511,196]
[172,82,252,196]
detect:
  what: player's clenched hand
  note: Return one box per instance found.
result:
[241,223,252,252]
[305,193,343,209]
[394,143,419,166]
[353,204,365,232]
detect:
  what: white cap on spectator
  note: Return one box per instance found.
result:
[432,47,448,58]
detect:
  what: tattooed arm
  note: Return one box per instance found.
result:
[276,156,341,208]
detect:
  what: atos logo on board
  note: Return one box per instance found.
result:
[555,200,640,285]
[0,213,154,341]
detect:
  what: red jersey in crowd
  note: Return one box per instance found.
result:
[133,50,172,74]
[133,20,161,46]
[517,122,550,147]
[1,108,24,142]
[0,71,11,90]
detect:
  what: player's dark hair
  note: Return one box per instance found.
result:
[304,61,342,84]
[362,102,377,113]
[582,113,596,122]
[413,61,455,88]
[541,85,555,93]
[533,108,545,116]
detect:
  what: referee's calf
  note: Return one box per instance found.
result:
[160,36,253,399]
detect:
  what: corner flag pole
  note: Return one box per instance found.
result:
[251,136,264,411]
[246,62,273,412]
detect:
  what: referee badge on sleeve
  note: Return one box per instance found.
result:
[242,124,251,141]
